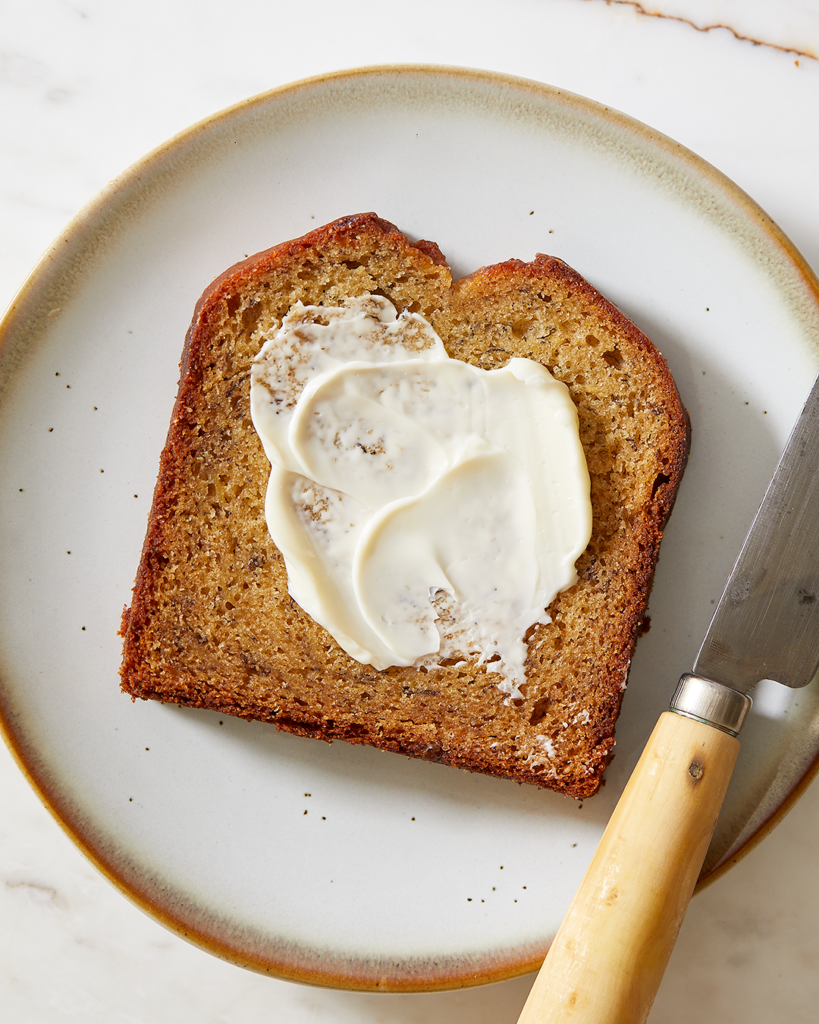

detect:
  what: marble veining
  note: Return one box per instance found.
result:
[3,1,819,1022]
[594,0,819,57]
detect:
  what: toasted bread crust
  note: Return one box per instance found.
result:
[120,213,689,798]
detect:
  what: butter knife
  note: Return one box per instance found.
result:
[517,370,819,1024]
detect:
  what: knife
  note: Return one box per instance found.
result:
[516,371,819,1024]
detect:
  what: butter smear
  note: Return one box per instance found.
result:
[250,295,591,698]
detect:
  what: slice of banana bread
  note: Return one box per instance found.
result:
[119,213,689,798]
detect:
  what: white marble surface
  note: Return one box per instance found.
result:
[3,1,819,1021]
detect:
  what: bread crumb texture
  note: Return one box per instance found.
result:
[120,213,689,799]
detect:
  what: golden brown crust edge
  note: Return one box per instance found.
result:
[119,213,690,799]
[120,214,444,663]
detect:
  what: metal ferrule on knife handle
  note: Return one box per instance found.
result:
[517,680,752,1024]
[670,673,753,737]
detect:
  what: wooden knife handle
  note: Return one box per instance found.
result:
[516,711,740,1024]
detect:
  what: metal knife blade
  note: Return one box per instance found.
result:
[693,372,819,696]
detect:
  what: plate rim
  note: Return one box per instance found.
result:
[3,62,819,991]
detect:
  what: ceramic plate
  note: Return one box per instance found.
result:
[2,66,819,992]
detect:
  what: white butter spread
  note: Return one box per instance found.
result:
[250,295,592,698]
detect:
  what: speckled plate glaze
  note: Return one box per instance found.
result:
[2,66,819,992]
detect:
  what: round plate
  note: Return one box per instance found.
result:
[2,65,819,992]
